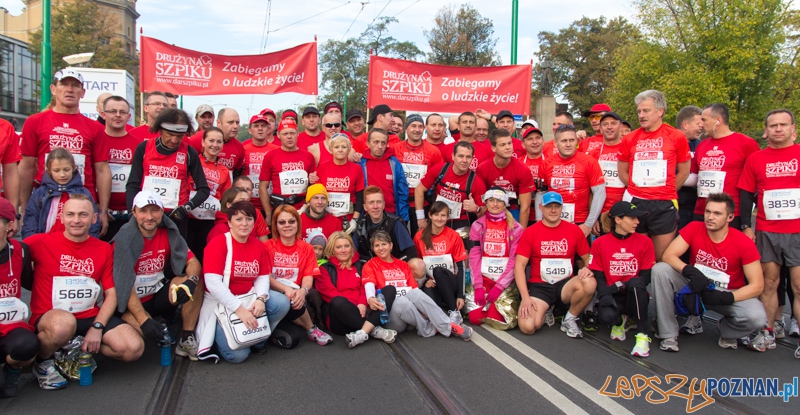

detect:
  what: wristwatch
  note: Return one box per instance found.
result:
[92,321,105,330]
[187,275,200,283]
[741,224,751,231]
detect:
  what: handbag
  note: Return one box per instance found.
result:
[214,233,271,350]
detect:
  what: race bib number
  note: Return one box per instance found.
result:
[540,259,573,285]
[273,269,299,286]
[694,264,731,290]
[423,254,454,278]
[248,173,260,198]
[109,163,131,193]
[402,163,427,189]
[436,195,462,219]
[52,276,101,313]
[763,189,800,220]
[188,191,221,220]
[326,192,351,217]
[142,176,181,209]
[697,170,726,198]
[550,177,575,191]
[395,286,413,298]
[600,160,624,188]
[134,272,165,298]
[632,159,667,187]
[481,257,508,281]
[483,242,506,257]
[0,297,29,324]
[274,277,300,290]
[73,154,87,184]
[279,170,308,195]
[561,203,575,223]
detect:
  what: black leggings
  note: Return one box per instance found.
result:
[0,328,39,363]
[421,267,459,312]
[186,218,216,263]
[326,286,397,335]
[598,287,650,336]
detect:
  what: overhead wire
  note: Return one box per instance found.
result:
[269,1,352,33]
[341,2,368,40]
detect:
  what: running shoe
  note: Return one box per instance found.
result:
[175,334,199,361]
[774,320,786,339]
[651,318,661,339]
[718,337,738,349]
[1,364,22,397]
[450,323,472,341]
[346,330,369,349]
[659,337,679,352]
[561,316,584,339]
[765,329,777,350]
[623,316,637,332]
[448,310,463,326]
[371,327,397,344]
[795,343,800,359]
[680,315,704,335]
[33,359,68,390]
[631,333,651,357]
[747,331,767,352]
[739,332,754,347]
[581,310,598,332]
[790,318,800,338]
[307,326,333,346]
[544,308,555,327]
[610,315,628,341]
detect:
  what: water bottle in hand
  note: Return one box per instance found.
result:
[377,289,390,324]
[79,352,93,386]
[159,326,172,366]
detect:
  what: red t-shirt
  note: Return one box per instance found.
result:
[521,153,546,223]
[301,212,344,240]
[104,131,143,211]
[123,228,196,303]
[0,240,34,335]
[581,135,604,157]
[191,157,231,199]
[442,140,494,172]
[129,125,160,141]
[516,221,589,284]
[691,132,760,216]
[0,119,21,191]
[476,158,535,210]
[419,163,487,221]
[25,232,114,323]
[258,148,316,206]
[204,234,271,296]
[206,212,269,243]
[588,233,655,285]
[391,140,445,198]
[679,221,760,290]
[542,140,561,158]
[298,131,325,150]
[362,257,418,289]
[737,144,800,233]
[591,141,625,213]
[316,257,367,306]
[190,136,245,173]
[427,140,451,160]
[352,132,400,154]
[242,138,279,210]
[315,161,365,218]
[140,139,191,209]
[21,110,108,198]
[541,152,605,223]
[413,227,467,276]
[617,124,691,200]
[264,238,320,286]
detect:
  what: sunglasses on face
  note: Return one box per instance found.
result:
[589,114,604,121]
[324,123,342,128]
[277,219,297,225]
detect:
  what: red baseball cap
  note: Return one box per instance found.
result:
[281,109,298,120]
[522,127,543,138]
[249,114,270,125]
[583,103,612,117]
[277,119,298,132]
[260,108,276,117]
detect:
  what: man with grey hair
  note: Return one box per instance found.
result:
[130,91,168,140]
[308,112,343,166]
[618,90,692,262]
[675,105,705,230]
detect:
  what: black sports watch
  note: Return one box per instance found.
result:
[92,322,105,330]
[741,224,751,231]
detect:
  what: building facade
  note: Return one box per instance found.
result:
[0,34,39,128]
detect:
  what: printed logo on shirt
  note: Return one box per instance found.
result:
[599,152,618,162]
[148,165,180,179]
[281,161,305,171]
[273,252,299,267]
[485,228,506,242]
[219,153,235,170]
[765,159,798,178]
[234,260,259,278]
[699,155,726,170]
[109,148,133,163]
[60,255,95,275]
[326,177,351,191]
[705,146,724,157]
[203,167,221,183]
[304,227,322,239]
[609,258,639,276]
[249,152,267,164]
[137,253,165,274]
[635,137,663,151]
[382,269,407,281]
[0,279,20,297]
[403,151,424,164]
[49,133,85,151]
[586,141,602,153]
[439,186,463,203]
[540,238,569,255]
[430,240,447,254]
[176,152,186,165]
[553,164,576,176]
[470,157,479,170]
[696,249,728,272]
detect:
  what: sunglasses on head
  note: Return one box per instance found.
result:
[556,124,577,132]
[324,123,342,128]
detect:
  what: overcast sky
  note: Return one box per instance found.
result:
[3,0,636,120]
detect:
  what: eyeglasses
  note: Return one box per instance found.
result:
[588,114,604,121]
[555,124,577,131]
[277,219,297,225]
[324,123,342,128]
[146,102,168,107]
[103,110,129,115]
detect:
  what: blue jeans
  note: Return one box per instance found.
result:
[214,290,290,363]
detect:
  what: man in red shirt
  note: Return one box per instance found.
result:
[653,193,765,352]
[301,184,345,239]
[738,108,800,353]
[25,195,144,390]
[477,129,535,227]
[309,112,343,166]
[589,112,627,235]
[19,69,111,237]
[243,114,278,214]
[0,118,20,235]
[477,109,525,154]
[324,101,342,116]
[195,104,215,133]
[187,108,245,178]
[100,96,143,241]
[130,92,168,140]
[543,111,576,157]
[521,126,547,224]
[442,112,494,172]
[581,103,612,154]
[390,114,404,137]
[343,108,365,140]
[351,104,399,155]
[676,105,704,231]
[475,117,490,146]
[618,90,691,261]
[425,113,449,158]
[298,106,324,149]
[514,191,595,338]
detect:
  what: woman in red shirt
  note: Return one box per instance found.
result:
[412,201,468,324]
[316,231,397,348]
[363,231,472,340]
[309,133,364,230]
[207,188,269,244]
[188,127,232,262]
[265,205,333,347]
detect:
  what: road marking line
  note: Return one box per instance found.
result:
[471,331,588,415]
[484,328,635,415]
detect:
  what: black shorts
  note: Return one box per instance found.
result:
[528,279,570,308]
[631,198,678,235]
[34,314,126,336]
[141,284,177,320]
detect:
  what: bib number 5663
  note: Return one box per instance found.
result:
[58,289,94,299]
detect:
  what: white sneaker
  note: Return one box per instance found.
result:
[33,359,68,390]
[175,334,199,361]
[371,327,397,344]
[561,316,583,339]
[774,320,786,339]
[544,308,555,327]
[680,315,703,335]
[448,310,463,326]
[790,318,800,338]
[346,330,369,349]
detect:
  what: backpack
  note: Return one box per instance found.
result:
[425,162,477,206]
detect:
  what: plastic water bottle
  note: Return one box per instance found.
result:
[159,326,172,367]
[78,353,93,386]
[465,268,472,286]
[377,289,390,324]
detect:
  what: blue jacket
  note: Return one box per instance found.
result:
[358,151,409,221]
[22,172,101,239]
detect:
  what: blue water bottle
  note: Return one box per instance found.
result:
[159,326,172,366]
[377,289,390,324]
[79,352,93,386]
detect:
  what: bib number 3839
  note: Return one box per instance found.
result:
[763,188,800,220]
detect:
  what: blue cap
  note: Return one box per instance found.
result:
[541,191,563,206]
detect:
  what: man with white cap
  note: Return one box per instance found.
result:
[113,191,204,360]
[514,191,596,339]
[19,68,111,237]
[195,104,215,132]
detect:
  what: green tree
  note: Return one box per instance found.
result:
[535,16,640,116]
[424,4,501,66]
[319,17,422,111]
[607,0,792,132]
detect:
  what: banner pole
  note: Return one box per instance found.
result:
[140,91,144,125]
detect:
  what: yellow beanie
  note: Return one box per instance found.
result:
[306,183,329,203]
